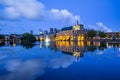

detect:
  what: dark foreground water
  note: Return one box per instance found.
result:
[0,41,120,80]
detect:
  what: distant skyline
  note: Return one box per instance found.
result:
[0,0,120,34]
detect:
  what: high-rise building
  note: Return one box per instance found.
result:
[50,28,54,33]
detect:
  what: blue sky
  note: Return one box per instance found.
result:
[0,0,120,34]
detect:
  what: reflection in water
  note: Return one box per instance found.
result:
[93,42,100,46]
[0,41,120,80]
[0,42,5,47]
[0,46,75,80]
[1,41,120,57]
[0,59,45,80]
[98,42,107,51]
[22,43,36,49]
[55,41,85,59]
[39,41,120,60]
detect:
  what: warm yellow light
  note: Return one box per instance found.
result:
[70,41,74,46]
[40,37,43,41]
[65,36,70,41]
[70,36,74,41]
[73,52,80,58]
[78,34,84,41]
[78,41,84,47]
[87,41,91,46]
[66,41,70,47]
[12,43,16,46]
[73,25,80,30]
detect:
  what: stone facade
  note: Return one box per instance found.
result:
[55,22,85,41]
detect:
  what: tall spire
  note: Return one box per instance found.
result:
[76,20,79,25]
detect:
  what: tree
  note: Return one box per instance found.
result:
[99,31,107,38]
[98,43,107,51]
[87,30,97,39]
[116,33,120,38]
[0,34,5,40]
[107,34,112,38]
[21,33,36,43]
[22,43,36,49]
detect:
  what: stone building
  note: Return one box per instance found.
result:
[55,41,85,59]
[55,21,85,41]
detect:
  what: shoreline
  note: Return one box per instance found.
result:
[0,39,120,43]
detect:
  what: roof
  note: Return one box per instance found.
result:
[61,26,73,31]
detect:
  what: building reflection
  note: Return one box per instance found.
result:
[9,41,21,47]
[55,41,86,59]
[1,41,120,58]
[93,42,101,47]
[87,41,91,46]
[46,41,120,59]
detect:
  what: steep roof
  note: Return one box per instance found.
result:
[61,26,73,31]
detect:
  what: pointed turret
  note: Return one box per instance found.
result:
[77,20,79,25]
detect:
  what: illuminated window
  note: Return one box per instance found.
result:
[73,25,80,30]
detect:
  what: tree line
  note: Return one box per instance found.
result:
[86,30,120,39]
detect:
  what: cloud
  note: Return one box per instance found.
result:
[49,9,80,23]
[0,0,80,23]
[88,22,112,32]
[0,0,80,34]
[0,57,74,80]
[0,59,45,80]
[0,21,6,27]
[48,55,75,69]
[0,45,76,80]
[0,0,45,19]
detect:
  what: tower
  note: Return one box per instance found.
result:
[50,28,54,33]
[76,20,79,25]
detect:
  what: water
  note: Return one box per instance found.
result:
[0,41,120,80]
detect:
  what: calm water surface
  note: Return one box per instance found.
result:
[0,41,120,80]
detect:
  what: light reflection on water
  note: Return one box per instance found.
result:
[0,41,120,80]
